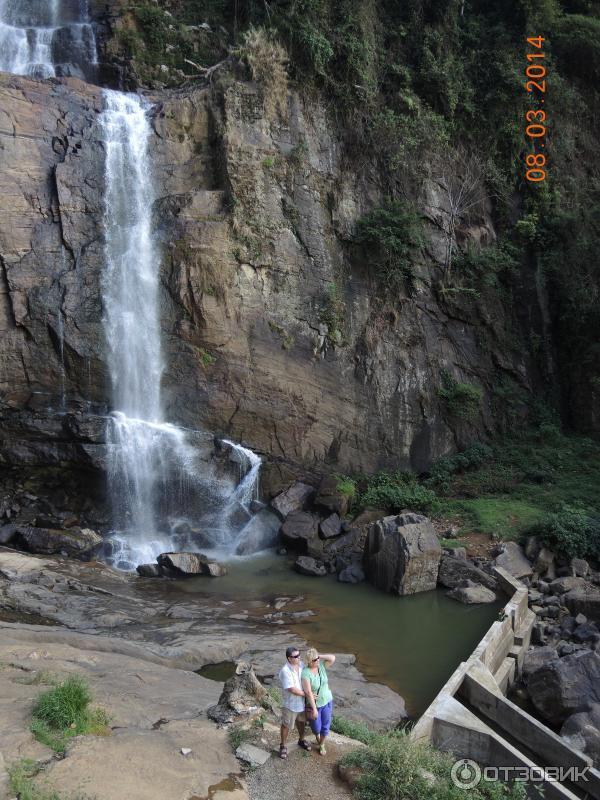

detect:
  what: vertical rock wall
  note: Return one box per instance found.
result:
[0,70,532,495]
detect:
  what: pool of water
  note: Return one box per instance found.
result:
[197,661,237,682]
[177,553,502,718]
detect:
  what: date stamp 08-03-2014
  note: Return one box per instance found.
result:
[524,35,548,184]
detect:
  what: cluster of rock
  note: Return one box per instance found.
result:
[481,536,600,766]
[267,478,495,602]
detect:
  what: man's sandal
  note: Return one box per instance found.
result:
[298,739,312,751]
[279,744,288,759]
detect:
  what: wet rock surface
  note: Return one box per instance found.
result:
[157,552,228,578]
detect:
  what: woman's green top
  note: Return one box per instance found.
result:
[301,663,333,708]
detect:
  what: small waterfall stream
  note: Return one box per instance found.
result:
[0,0,97,79]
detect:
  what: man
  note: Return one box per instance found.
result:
[278,645,312,759]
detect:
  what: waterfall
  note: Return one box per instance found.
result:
[0,4,267,567]
[0,0,97,79]
[100,92,263,570]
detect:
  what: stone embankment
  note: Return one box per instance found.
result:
[412,560,600,800]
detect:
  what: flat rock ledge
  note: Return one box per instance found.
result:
[0,628,245,800]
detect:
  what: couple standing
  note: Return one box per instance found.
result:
[278,645,336,759]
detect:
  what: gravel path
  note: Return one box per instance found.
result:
[246,723,358,800]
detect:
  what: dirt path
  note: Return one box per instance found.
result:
[246,723,358,800]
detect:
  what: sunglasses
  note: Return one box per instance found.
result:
[311,656,320,662]
[289,653,300,659]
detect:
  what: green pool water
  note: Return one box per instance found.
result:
[178,554,502,718]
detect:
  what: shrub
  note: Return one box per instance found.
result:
[359,471,438,514]
[453,242,519,290]
[239,27,288,118]
[427,443,493,490]
[319,282,346,347]
[355,200,424,293]
[526,504,600,560]
[438,370,483,421]
[336,475,357,498]
[340,729,528,800]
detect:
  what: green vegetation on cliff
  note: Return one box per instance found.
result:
[117,0,600,439]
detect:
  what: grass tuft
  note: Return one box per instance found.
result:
[30,676,110,754]
[331,715,376,744]
[227,725,253,750]
[8,759,61,800]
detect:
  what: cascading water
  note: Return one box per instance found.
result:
[0,0,97,80]
[100,92,264,569]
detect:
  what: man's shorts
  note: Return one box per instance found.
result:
[281,707,306,728]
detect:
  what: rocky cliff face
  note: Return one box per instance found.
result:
[0,68,532,499]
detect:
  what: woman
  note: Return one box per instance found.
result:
[301,647,336,755]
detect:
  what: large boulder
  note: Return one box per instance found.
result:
[527,650,600,725]
[294,556,327,577]
[563,587,600,622]
[570,558,589,577]
[363,513,441,596]
[14,525,102,557]
[136,563,161,577]
[338,562,365,584]
[522,646,559,681]
[319,513,342,539]
[493,541,532,579]
[234,508,281,555]
[157,552,227,578]
[533,547,555,579]
[270,482,315,520]
[314,475,351,516]
[561,704,600,767]
[279,512,319,552]
[0,524,17,545]
[437,554,497,591]
[446,582,497,604]
[549,576,587,594]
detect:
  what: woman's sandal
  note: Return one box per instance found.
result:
[279,744,288,759]
[298,739,312,751]
[319,743,327,756]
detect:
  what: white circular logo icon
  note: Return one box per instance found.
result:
[451,759,482,789]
